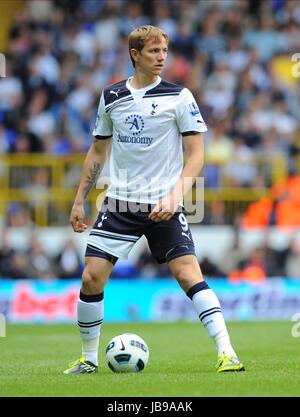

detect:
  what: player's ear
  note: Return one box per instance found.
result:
[130,48,139,64]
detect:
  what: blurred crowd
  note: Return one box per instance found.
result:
[0,0,300,184]
[1,228,300,280]
[1,0,300,268]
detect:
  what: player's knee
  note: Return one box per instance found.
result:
[171,260,203,291]
[173,265,192,285]
[82,269,101,290]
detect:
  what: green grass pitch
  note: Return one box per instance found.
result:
[0,321,299,397]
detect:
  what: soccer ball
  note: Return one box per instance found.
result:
[105,333,149,373]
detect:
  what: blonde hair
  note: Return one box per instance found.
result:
[128,25,169,67]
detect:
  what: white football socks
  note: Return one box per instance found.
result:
[77,292,104,366]
[187,282,237,357]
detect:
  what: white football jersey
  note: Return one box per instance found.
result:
[93,76,207,204]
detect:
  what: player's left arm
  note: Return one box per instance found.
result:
[149,133,204,222]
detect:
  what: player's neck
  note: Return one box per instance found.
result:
[129,72,159,90]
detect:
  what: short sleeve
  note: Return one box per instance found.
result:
[93,92,113,139]
[175,88,208,135]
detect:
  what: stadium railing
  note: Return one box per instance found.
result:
[0,153,289,226]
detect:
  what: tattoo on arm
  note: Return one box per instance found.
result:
[83,162,101,199]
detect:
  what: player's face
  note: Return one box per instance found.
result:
[135,38,168,76]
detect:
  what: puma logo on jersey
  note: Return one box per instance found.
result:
[110,89,120,98]
[181,232,191,240]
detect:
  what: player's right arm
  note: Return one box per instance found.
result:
[70,138,111,233]
[71,90,113,232]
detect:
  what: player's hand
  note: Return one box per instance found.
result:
[149,194,180,223]
[70,203,88,233]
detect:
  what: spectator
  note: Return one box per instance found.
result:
[7,203,33,228]
[199,255,224,278]
[228,247,267,284]
[26,235,56,279]
[54,239,82,278]
[137,246,170,278]
[0,234,16,277]
[285,238,300,279]
[203,201,230,225]
[224,137,257,187]
[9,251,33,279]
[220,229,245,275]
